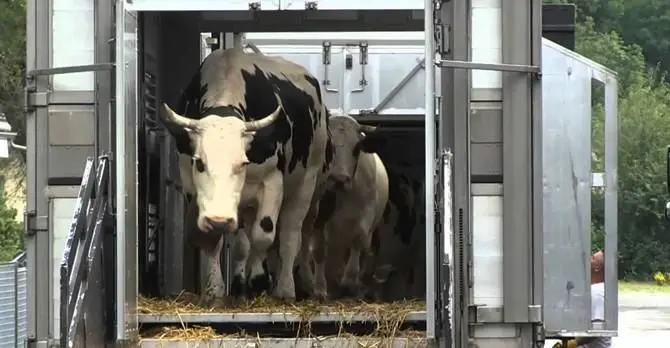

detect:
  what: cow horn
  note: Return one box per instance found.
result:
[359,125,377,133]
[244,94,283,131]
[161,103,195,128]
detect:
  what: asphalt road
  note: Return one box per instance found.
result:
[545,292,670,347]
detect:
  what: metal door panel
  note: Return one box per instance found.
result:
[345,46,427,116]
[286,0,424,10]
[253,46,345,112]
[127,0,280,11]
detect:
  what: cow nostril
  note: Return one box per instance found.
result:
[204,216,237,232]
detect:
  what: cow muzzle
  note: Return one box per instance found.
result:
[328,173,352,190]
[202,215,238,234]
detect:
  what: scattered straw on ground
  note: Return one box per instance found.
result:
[138,293,426,339]
[138,292,425,317]
[140,326,427,341]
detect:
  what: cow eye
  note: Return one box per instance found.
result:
[192,157,206,173]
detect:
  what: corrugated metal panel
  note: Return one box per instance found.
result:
[0,261,27,348]
[16,268,27,347]
[0,263,17,347]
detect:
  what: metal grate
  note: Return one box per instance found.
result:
[0,253,28,348]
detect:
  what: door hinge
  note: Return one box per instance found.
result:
[24,88,49,109]
[24,210,48,236]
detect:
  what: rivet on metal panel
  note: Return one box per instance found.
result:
[249,2,261,10]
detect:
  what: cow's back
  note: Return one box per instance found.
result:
[179,47,331,184]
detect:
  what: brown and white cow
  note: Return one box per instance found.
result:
[287,115,389,300]
[160,47,333,303]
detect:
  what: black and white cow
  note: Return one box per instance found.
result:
[160,47,333,303]
[361,169,426,301]
[300,115,390,300]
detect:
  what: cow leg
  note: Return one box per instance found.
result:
[199,233,226,306]
[246,171,284,297]
[230,229,250,299]
[295,202,318,297]
[341,206,377,298]
[273,171,320,301]
[312,222,328,301]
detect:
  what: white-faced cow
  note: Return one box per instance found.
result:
[160,47,333,303]
[361,170,426,302]
[294,115,389,300]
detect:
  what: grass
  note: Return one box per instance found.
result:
[619,280,670,293]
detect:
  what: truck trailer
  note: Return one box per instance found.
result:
[22,0,620,347]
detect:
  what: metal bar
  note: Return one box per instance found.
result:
[424,0,437,340]
[247,37,426,46]
[139,338,429,348]
[369,58,425,113]
[603,76,618,332]
[26,63,115,78]
[439,1,470,347]
[438,60,540,74]
[138,311,427,324]
[549,330,619,338]
[501,0,534,323]
[530,0,545,343]
[115,3,128,341]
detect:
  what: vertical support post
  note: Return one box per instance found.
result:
[530,0,544,332]
[501,0,541,323]
[440,0,471,347]
[95,1,116,341]
[115,2,139,342]
[603,77,618,331]
[25,0,52,343]
[424,0,437,340]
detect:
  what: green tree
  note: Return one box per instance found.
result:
[0,181,22,262]
[0,0,27,149]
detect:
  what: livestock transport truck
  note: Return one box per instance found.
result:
[22,0,620,347]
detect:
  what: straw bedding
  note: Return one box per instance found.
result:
[138,292,426,341]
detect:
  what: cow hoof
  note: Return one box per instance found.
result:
[272,288,297,302]
[198,294,230,308]
[311,290,329,302]
[248,274,273,297]
[231,274,247,298]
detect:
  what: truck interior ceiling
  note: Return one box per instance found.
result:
[135,11,429,338]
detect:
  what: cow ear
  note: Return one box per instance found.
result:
[359,131,384,153]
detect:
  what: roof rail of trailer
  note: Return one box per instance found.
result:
[58,155,112,348]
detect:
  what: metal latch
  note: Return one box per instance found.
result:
[248,1,261,10]
[350,41,368,93]
[24,210,48,236]
[321,41,338,93]
[305,1,318,10]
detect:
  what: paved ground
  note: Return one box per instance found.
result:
[545,292,670,347]
[614,292,670,346]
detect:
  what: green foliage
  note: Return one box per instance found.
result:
[0,0,27,149]
[0,181,22,262]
